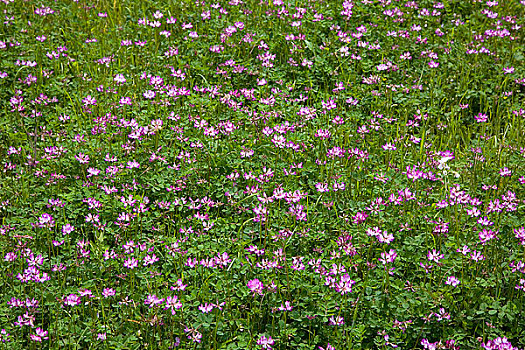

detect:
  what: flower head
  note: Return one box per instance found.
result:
[247,279,264,296]
[257,335,275,349]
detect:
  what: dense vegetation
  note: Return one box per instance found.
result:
[1,0,525,348]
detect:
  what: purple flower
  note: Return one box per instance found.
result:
[427,249,444,263]
[0,329,11,343]
[514,227,525,245]
[62,223,75,235]
[75,153,90,164]
[114,74,126,84]
[329,315,344,326]
[79,289,93,298]
[126,160,140,169]
[470,250,485,262]
[198,303,214,313]
[119,96,132,105]
[143,90,156,99]
[421,339,441,350]
[143,254,159,266]
[475,113,488,123]
[380,249,398,264]
[102,288,115,298]
[482,337,518,350]
[377,231,394,245]
[82,95,97,106]
[29,328,48,342]
[37,213,55,228]
[124,257,138,269]
[64,294,81,307]
[382,143,397,151]
[164,296,182,315]
[445,276,460,287]
[247,279,264,295]
[499,167,512,177]
[257,335,275,349]
[278,301,293,311]
[145,294,164,308]
[184,327,202,343]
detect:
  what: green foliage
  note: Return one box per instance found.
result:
[0,0,524,349]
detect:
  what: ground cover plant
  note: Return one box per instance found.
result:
[0,0,525,348]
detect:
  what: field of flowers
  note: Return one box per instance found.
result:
[1,0,524,348]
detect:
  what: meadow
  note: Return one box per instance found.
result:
[0,0,524,348]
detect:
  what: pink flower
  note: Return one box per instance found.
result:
[470,250,485,262]
[37,213,55,228]
[377,231,394,244]
[143,90,156,99]
[514,227,525,245]
[75,153,90,164]
[247,279,264,295]
[198,303,214,313]
[475,113,488,123]
[102,288,116,298]
[257,335,275,349]
[119,96,132,105]
[427,249,444,263]
[445,276,460,287]
[165,296,182,315]
[277,301,293,311]
[421,339,441,349]
[482,337,517,350]
[329,315,344,326]
[380,249,398,264]
[145,294,164,308]
[499,167,512,177]
[62,224,75,235]
[64,294,81,307]
[82,95,97,106]
[382,143,397,151]
[124,257,138,269]
[184,327,202,343]
[143,254,159,266]
[29,328,48,342]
